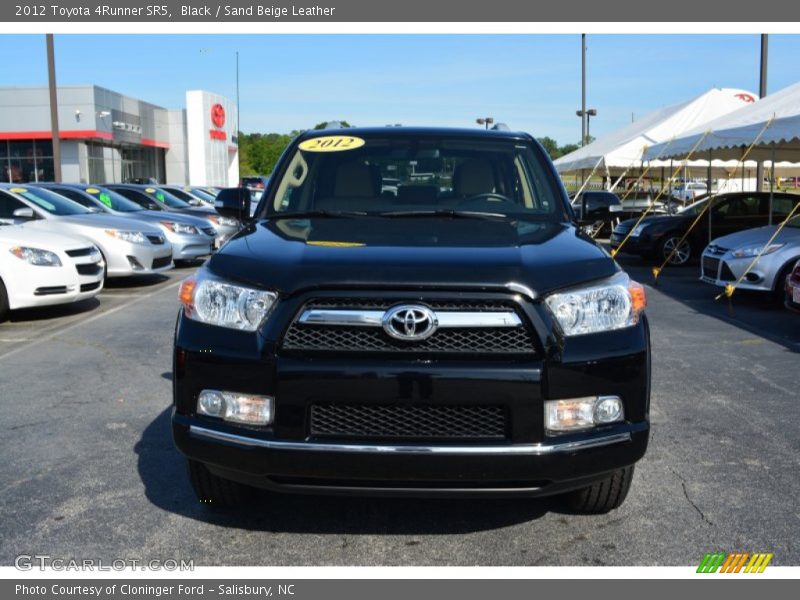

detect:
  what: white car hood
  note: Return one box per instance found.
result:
[0,223,95,252]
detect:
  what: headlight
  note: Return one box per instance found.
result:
[731,243,784,258]
[545,271,646,337]
[179,269,277,331]
[161,221,198,235]
[207,215,239,227]
[630,223,647,237]
[9,246,62,267]
[105,229,148,245]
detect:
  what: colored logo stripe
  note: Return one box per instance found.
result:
[745,553,773,573]
[697,552,773,573]
[697,553,726,573]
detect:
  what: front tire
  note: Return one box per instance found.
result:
[187,459,252,507]
[0,278,9,322]
[564,466,634,513]
[659,235,693,266]
[773,262,797,305]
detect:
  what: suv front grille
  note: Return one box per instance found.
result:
[310,403,508,441]
[282,298,536,355]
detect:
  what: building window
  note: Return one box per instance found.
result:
[0,139,56,183]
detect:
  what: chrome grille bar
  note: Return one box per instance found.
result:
[298,309,522,328]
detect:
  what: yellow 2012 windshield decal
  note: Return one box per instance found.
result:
[298,136,365,153]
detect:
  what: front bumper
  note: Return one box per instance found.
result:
[700,251,781,292]
[6,257,104,310]
[172,298,651,497]
[163,231,215,261]
[103,239,174,277]
[609,232,656,256]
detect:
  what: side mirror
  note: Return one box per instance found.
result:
[12,207,35,220]
[215,187,251,222]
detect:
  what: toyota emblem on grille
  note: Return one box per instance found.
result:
[382,304,438,341]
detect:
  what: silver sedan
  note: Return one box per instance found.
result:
[37,183,215,264]
[0,184,173,278]
[700,215,800,299]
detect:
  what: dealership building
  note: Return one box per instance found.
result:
[0,85,239,186]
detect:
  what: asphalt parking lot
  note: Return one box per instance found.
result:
[0,251,798,567]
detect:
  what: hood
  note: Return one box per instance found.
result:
[29,213,163,234]
[618,214,686,229]
[0,223,95,251]
[711,224,800,249]
[207,217,617,297]
[134,210,214,228]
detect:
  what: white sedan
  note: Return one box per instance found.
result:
[0,222,105,321]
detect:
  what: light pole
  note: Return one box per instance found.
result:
[756,34,768,192]
[476,117,494,130]
[580,33,586,146]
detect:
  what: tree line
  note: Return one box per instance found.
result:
[238,125,583,176]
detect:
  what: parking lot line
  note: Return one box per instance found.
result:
[0,280,181,362]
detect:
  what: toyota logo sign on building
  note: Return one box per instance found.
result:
[211,103,226,128]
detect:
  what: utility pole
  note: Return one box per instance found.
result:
[46,34,62,183]
[236,50,241,181]
[757,34,768,192]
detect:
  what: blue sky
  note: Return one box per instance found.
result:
[2,34,800,145]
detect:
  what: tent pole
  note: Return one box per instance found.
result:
[708,150,713,244]
[669,159,673,198]
[769,146,775,225]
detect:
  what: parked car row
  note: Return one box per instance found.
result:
[0,182,234,322]
[609,191,800,309]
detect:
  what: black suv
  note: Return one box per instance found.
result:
[172,127,651,513]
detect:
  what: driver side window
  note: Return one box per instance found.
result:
[0,192,26,220]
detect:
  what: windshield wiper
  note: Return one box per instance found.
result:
[377,209,508,220]
[266,210,369,219]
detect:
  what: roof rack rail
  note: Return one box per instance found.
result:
[491,123,510,131]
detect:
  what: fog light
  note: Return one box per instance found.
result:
[197,389,274,426]
[594,395,624,424]
[544,395,624,434]
[127,256,144,270]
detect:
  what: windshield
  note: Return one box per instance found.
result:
[83,187,145,212]
[190,188,217,202]
[13,186,91,216]
[141,187,191,209]
[263,134,566,220]
[677,197,708,216]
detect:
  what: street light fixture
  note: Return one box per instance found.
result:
[476,117,494,130]
[576,108,597,144]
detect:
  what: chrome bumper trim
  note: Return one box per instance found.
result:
[188,425,631,455]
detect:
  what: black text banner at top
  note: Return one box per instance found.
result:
[4,0,800,22]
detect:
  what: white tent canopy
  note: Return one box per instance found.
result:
[554,87,758,175]
[644,80,800,163]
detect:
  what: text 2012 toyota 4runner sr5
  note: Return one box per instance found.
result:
[172,127,650,513]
